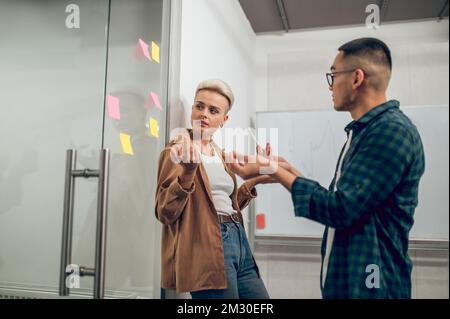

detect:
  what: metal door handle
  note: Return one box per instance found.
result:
[59,149,110,299]
[59,150,76,297]
[94,149,110,299]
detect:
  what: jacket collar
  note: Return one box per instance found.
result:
[345,100,400,134]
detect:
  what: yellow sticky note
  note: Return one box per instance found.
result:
[150,117,159,138]
[151,41,160,64]
[120,133,134,155]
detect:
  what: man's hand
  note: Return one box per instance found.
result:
[245,174,278,189]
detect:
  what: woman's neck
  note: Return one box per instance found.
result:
[201,139,215,156]
[201,139,211,147]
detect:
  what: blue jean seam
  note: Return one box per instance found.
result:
[238,224,245,271]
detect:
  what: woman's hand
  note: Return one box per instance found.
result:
[170,133,201,189]
[170,134,200,170]
[225,142,303,180]
[225,151,272,179]
[258,143,290,165]
[261,143,303,178]
[225,143,280,179]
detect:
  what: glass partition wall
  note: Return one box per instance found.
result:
[0,0,170,298]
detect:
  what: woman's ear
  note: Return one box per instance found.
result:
[222,114,229,127]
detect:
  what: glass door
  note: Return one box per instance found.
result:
[94,0,170,299]
[0,0,169,299]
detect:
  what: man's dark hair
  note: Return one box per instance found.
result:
[338,38,392,71]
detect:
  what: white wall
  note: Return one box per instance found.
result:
[164,2,256,299]
[177,0,256,144]
[255,20,449,117]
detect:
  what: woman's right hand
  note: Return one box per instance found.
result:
[170,133,201,172]
[169,133,201,190]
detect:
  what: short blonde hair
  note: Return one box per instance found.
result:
[195,79,235,111]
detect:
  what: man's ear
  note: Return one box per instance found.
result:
[353,69,365,88]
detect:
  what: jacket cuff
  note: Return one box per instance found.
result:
[291,177,318,218]
[170,177,196,197]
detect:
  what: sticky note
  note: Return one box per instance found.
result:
[120,133,134,155]
[138,38,151,60]
[107,95,120,120]
[151,41,160,63]
[150,91,163,110]
[256,214,266,230]
[149,117,159,138]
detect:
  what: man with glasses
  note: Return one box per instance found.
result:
[228,38,425,298]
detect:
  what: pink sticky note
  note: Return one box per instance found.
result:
[107,95,120,120]
[150,91,162,110]
[138,38,151,60]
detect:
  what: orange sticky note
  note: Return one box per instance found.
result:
[256,214,266,230]
[151,41,160,63]
[107,95,120,120]
[120,133,134,155]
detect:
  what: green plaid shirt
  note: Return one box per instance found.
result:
[291,100,425,299]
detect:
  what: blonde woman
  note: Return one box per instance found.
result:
[155,79,270,299]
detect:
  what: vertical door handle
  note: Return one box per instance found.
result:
[59,150,77,296]
[93,149,110,299]
[59,149,110,299]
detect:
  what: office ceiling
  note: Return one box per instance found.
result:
[239,0,449,34]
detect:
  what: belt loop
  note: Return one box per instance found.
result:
[231,213,240,224]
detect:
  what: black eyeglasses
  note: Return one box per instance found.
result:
[326,69,357,87]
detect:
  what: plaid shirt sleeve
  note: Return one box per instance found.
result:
[292,120,415,229]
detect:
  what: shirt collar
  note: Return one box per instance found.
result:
[345,100,400,134]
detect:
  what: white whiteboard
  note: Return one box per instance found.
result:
[255,105,449,240]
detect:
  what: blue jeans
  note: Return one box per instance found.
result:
[191,222,270,299]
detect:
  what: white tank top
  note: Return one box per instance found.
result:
[200,150,237,216]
